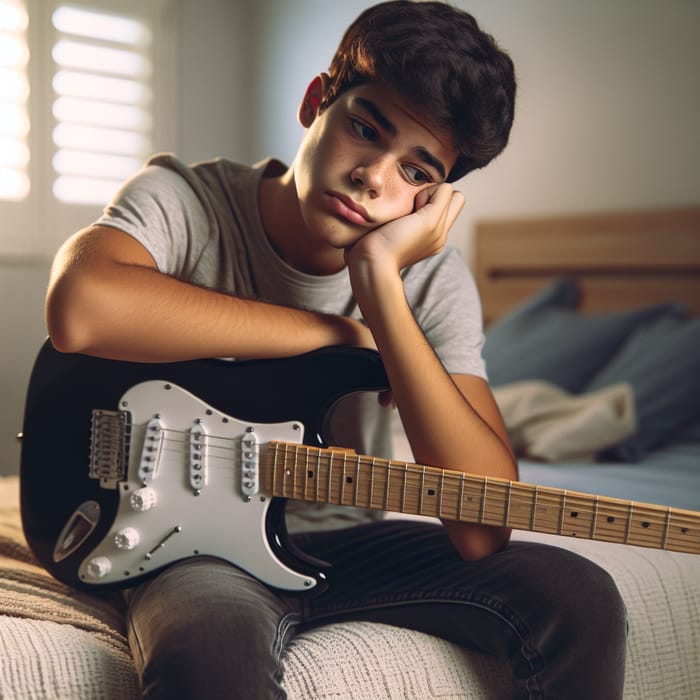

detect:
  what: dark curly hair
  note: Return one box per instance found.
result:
[321,1,516,181]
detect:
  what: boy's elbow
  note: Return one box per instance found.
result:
[46,318,89,355]
[45,279,96,355]
[443,522,512,562]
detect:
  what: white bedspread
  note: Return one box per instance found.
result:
[2,475,699,699]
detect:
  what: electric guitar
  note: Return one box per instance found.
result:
[20,339,700,593]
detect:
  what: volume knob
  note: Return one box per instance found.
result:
[86,556,112,579]
[130,486,157,512]
[114,527,140,550]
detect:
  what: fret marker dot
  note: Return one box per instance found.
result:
[570,511,578,518]
[607,516,615,523]
[642,521,650,529]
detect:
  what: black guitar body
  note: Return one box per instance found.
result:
[20,339,388,591]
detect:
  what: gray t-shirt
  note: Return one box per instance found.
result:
[97,153,487,529]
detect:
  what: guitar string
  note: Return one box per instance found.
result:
[134,430,700,549]
[152,430,699,537]
[153,431,700,539]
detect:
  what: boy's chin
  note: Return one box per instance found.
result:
[306,212,368,249]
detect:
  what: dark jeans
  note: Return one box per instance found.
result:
[125,520,627,699]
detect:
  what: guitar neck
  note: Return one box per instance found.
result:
[264,441,700,555]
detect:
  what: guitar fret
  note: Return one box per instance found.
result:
[559,491,567,534]
[384,462,392,510]
[503,481,512,527]
[291,444,297,498]
[591,496,600,539]
[314,450,321,503]
[298,448,305,500]
[418,466,426,515]
[663,507,672,549]
[295,445,301,498]
[353,457,360,506]
[286,445,292,498]
[270,443,278,495]
[261,442,699,555]
[298,446,306,498]
[304,449,318,501]
[625,503,634,544]
[327,452,334,504]
[339,454,346,504]
[400,464,407,513]
[479,478,488,524]
[530,485,538,531]
[278,443,285,497]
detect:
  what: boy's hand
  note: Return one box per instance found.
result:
[345,183,464,273]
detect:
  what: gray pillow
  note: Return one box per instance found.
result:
[483,278,682,392]
[586,311,700,461]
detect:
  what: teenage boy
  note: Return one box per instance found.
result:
[45,2,627,697]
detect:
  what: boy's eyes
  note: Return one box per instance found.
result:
[402,164,431,185]
[350,118,433,186]
[351,118,378,141]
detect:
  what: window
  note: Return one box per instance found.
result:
[0,0,30,201]
[0,0,176,256]
[51,5,153,205]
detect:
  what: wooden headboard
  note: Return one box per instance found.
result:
[474,207,700,326]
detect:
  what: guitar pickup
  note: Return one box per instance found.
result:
[241,429,259,497]
[138,416,164,484]
[189,421,207,493]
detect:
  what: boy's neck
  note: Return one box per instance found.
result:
[258,166,347,276]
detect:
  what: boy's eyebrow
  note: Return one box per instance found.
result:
[354,97,447,181]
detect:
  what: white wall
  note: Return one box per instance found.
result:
[0,261,51,470]
[176,0,257,163]
[250,0,700,259]
[0,0,255,473]
[2,0,699,473]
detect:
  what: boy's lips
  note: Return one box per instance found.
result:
[326,192,372,225]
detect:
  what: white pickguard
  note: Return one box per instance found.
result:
[76,380,317,590]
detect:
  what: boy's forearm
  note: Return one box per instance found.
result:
[348,257,516,559]
[47,241,370,363]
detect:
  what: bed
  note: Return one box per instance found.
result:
[1,207,699,699]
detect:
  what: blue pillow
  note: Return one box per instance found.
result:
[586,311,700,461]
[483,278,682,392]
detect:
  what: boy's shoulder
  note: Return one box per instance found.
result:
[145,153,286,196]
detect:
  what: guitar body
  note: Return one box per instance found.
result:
[20,339,388,592]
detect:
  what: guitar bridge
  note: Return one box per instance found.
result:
[90,409,130,489]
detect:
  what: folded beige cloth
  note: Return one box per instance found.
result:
[493,381,637,462]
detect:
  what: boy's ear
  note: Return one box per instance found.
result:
[298,73,329,128]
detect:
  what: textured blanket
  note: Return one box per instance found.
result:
[0,477,139,699]
[2,476,700,700]
[494,380,636,462]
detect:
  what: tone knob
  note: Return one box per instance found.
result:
[130,486,157,512]
[114,527,140,550]
[86,556,112,579]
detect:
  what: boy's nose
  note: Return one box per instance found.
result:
[350,156,390,198]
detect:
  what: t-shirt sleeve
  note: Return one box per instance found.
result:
[402,247,487,379]
[96,163,209,278]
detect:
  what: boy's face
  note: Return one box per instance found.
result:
[293,79,459,253]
